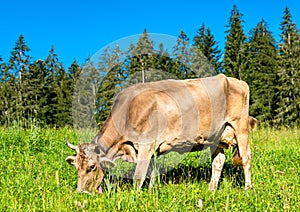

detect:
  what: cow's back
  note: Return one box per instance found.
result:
[107,74,249,152]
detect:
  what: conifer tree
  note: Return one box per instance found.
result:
[276,7,300,126]
[67,59,82,127]
[96,46,123,125]
[121,43,135,87]
[53,61,72,127]
[190,46,213,78]
[0,57,16,125]
[172,30,193,79]
[69,59,82,87]
[73,56,99,129]
[247,19,279,124]
[43,47,65,126]
[156,43,170,71]
[223,5,247,79]
[25,59,48,126]
[193,24,222,75]
[8,35,32,126]
[154,43,175,80]
[130,29,155,83]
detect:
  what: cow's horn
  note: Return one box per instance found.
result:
[66,138,79,153]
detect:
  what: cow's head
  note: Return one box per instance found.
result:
[65,139,115,194]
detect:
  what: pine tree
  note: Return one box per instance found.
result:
[24,59,48,126]
[153,43,176,80]
[193,23,222,75]
[0,57,16,125]
[190,46,213,78]
[121,43,135,87]
[68,59,82,88]
[223,5,248,79]
[172,30,193,79]
[73,56,99,129]
[8,35,32,126]
[96,46,123,125]
[67,59,82,127]
[42,46,65,126]
[276,7,300,126]
[130,29,155,83]
[247,19,279,124]
[53,61,73,127]
[156,43,170,71]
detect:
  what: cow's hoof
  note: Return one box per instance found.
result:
[244,183,253,190]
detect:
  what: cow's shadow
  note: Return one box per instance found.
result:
[143,161,245,189]
[104,153,245,190]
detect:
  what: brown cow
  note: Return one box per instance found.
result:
[66,74,252,193]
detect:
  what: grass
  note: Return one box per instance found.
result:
[0,126,299,211]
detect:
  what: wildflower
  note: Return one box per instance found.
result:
[98,186,103,194]
[198,198,203,209]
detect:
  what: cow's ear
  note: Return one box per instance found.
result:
[65,156,76,165]
[99,157,116,169]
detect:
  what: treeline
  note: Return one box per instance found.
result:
[0,5,299,128]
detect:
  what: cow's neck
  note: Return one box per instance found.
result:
[96,115,123,160]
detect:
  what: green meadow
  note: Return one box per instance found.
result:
[0,127,299,211]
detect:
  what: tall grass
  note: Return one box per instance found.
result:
[0,127,299,211]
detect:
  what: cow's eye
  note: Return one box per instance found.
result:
[88,164,96,172]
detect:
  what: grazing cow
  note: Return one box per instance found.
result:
[66,74,252,193]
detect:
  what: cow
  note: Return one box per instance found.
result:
[66,74,252,193]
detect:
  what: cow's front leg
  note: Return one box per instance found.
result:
[209,148,226,191]
[133,143,154,190]
[236,132,252,190]
[134,159,151,189]
[243,158,252,190]
[147,159,157,188]
[241,144,252,190]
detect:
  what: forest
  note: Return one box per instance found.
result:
[0,5,299,128]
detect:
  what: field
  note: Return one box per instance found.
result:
[0,127,299,211]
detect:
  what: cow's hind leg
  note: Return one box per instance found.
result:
[209,147,226,191]
[133,143,154,190]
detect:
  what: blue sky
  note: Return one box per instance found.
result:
[1,0,299,67]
